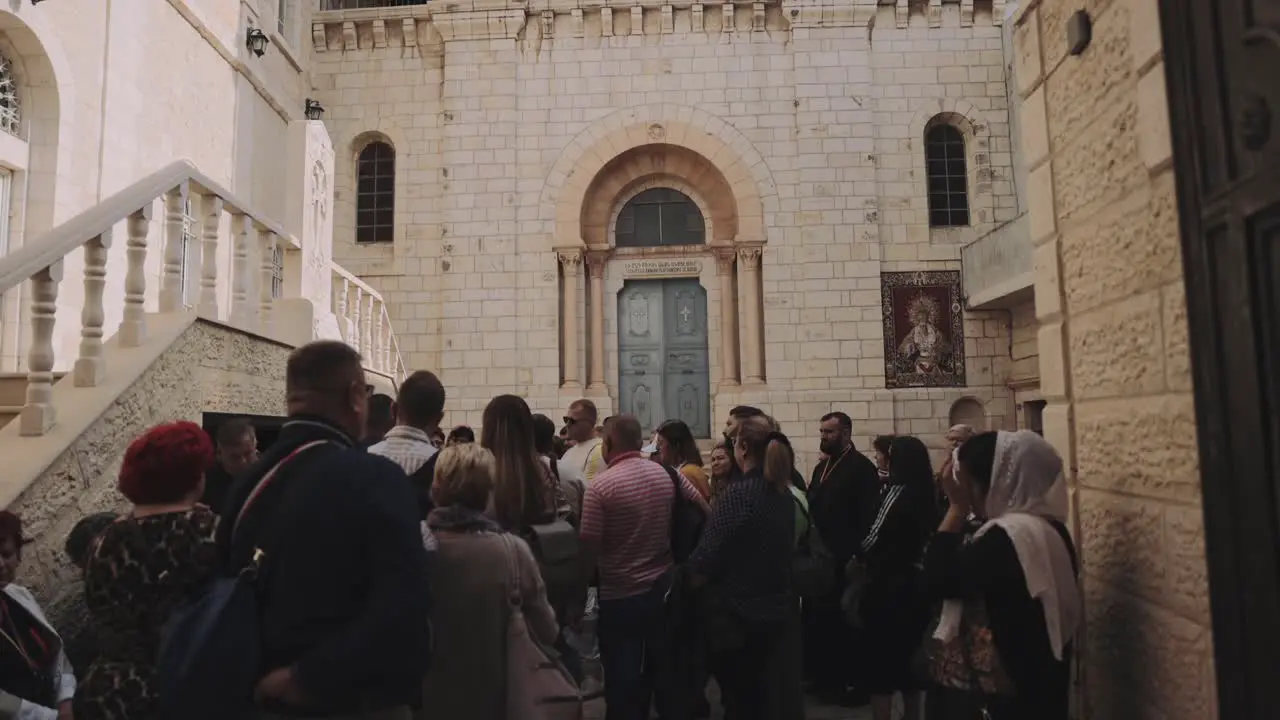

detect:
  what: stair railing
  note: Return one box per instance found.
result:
[0,160,407,437]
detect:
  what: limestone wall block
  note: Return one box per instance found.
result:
[1051,99,1145,227]
[1068,289,1165,400]
[1059,171,1180,315]
[1074,394,1200,502]
[1044,0,1133,148]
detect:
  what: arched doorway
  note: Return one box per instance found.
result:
[614,188,711,437]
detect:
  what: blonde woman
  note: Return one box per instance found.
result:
[418,443,559,720]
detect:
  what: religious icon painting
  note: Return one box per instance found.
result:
[881,270,966,388]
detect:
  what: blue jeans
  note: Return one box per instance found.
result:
[597,586,666,720]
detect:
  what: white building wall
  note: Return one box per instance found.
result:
[0,0,314,371]
[314,0,1017,463]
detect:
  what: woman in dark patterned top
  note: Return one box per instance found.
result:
[690,415,795,720]
[75,421,220,720]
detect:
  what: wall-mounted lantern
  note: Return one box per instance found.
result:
[305,99,325,121]
[246,27,270,58]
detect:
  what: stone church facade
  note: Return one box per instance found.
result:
[314,0,1029,456]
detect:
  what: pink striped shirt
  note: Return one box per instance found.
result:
[580,452,704,600]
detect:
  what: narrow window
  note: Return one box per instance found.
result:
[0,52,20,138]
[356,142,395,243]
[925,124,970,228]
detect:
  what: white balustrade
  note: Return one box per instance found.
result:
[258,229,277,334]
[0,161,410,437]
[119,207,152,348]
[198,194,223,318]
[20,261,62,436]
[159,183,188,313]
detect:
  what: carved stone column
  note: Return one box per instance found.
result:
[737,244,764,384]
[558,249,584,389]
[714,248,740,386]
[586,251,609,391]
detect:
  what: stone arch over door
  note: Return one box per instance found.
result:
[541,104,777,248]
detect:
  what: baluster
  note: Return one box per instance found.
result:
[381,307,392,372]
[160,183,188,312]
[259,230,278,334]
[73,231,112,386]
[373,302,385,371]
[119,206,152,348]
[362,293,374,360]
[229,213,252,327]
[21,261,63,436]
[333,278,349,343]
[198,194,224,318]
[351,287,363,353]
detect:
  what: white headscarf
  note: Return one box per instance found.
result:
[934,430,1082,661]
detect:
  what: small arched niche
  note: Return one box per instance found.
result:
[949,397,986,430]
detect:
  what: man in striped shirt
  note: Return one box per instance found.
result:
[580,415,708,720]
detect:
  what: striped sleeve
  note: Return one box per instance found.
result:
[860,484,905,555]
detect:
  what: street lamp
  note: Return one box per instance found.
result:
[304,99,325,121]
[246,27,270,58]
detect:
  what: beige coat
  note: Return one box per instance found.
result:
[416,531,558,720]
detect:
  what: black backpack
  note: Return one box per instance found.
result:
[661,465,706,562]
[155,440,334,720]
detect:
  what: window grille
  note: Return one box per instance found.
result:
[924,124,970,228]
[356,142,395,243]
[615,188,706,248]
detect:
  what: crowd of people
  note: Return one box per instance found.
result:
[0,340,1082,720]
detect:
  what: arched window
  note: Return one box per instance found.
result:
[925,124,969,228]
[0,51,20,137]
[615,188,705,248]
[356,141,395,243]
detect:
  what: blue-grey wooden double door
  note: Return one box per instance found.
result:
[616,278,711,439]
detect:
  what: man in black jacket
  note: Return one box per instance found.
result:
[804,411,880,707]
[216,341,431,719]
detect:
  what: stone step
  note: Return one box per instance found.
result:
[0,372,67,407]
[0,372,68,430]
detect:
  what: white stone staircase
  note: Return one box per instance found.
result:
[0,161,407,599]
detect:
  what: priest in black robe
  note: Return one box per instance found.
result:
[803,411,882,706]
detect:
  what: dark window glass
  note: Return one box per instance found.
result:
[614,188,706,248]
[356,141,395,243]
[924,124,970,228]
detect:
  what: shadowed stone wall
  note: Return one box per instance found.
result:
[1013,0,1214,717]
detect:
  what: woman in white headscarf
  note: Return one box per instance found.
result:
[922,430,1081,720]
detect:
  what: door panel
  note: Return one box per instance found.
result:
[618,282,665,434]
[663,279,710,439]
[1159,0,1280,715]
[617,279,710,438]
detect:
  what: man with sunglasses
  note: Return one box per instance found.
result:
[560,399,606,489]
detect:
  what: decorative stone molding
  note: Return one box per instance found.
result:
[753,3,766,30]
[433,9,528,42]
[713,247,737,275]
[722,3,734,32]
[737,245,762,270]
[541,10,555,37]
[661,5,675,33]
[631,6,644,35]
[342,21,357,51]
[692,3,705,31]
[558,248,585,275]
[586,251,609,279]
[403,18,418,46]
[602,7,614,36]
[372,19,387,48]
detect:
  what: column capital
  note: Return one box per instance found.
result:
[556,247,584,275]
[736,244,763,270]
[585,250,610,279]
[712,246,737,275]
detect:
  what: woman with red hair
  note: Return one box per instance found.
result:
[75,421,220,720]
[0,510,77,720]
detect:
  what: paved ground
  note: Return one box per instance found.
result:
[582,687,874,720]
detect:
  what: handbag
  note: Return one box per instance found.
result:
[500,534,583,720]
[791,497,835,598]
[840,559,870,628]
[927,596,1015,703]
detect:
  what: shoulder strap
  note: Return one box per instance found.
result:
[500,533,522,606]
[230,439,334,559]
[582,440,600,474]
